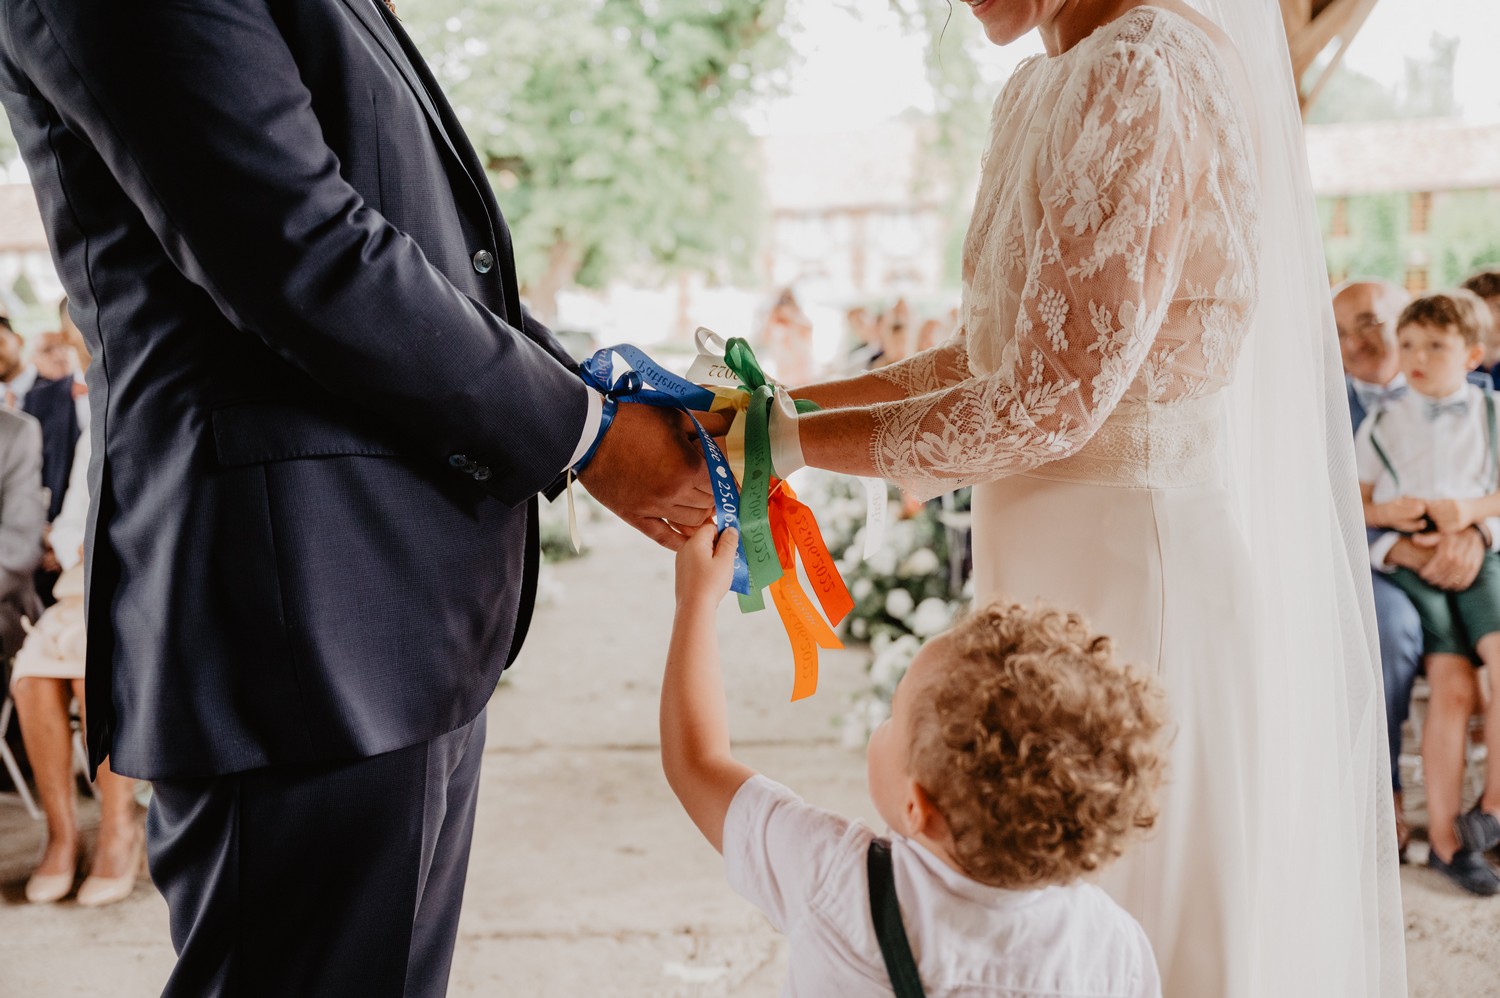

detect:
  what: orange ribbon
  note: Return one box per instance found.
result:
[765,480,855,701]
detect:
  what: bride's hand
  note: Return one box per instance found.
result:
[674,524,739,611]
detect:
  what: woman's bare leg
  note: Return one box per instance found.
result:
[12,677,80,875]
[72,678,140,878]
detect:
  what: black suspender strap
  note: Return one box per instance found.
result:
[867,839,927,998]
[1486,391,1498,488]
[1369,410,1401,492]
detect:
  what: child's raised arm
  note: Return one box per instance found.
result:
[661,525,756,853]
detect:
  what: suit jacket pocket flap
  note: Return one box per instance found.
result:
[212,401,406,467]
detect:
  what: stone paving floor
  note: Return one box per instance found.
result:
[1,516,1497,996]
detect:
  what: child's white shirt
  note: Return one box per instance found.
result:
[722,774,1161,998]
[1354,381,1500,570]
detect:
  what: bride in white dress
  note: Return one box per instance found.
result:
[759,0,1407,994]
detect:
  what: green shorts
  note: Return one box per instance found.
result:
[1390,552,1500,661]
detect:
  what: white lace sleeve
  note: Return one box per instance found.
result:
[870,43,1206,500]
[867,330,972,397]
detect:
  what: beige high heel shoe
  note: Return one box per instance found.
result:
[77,828,144,908]
[25,852,77,904]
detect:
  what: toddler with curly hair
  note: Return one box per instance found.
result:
[662,525,1167,997]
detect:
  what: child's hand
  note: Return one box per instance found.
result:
[1426,498,1474,534]
[675,524,739,610]
[1374,497,1427,532]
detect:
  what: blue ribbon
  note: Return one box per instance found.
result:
[580,345,751,595]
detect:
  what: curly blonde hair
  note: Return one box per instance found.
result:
[909,600,1168,890]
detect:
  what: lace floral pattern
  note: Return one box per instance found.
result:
[869,8,1259,499]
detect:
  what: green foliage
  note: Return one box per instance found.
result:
[401,1,789,315]
[880,0,992,285]
[0,110,14,164]
[1430,191,1500,287]
[1320,194,1405,283]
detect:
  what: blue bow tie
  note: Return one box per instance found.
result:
[1425,397,1470,421]
[1361,384,1407,411]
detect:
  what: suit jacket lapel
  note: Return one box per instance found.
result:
[338,0,524,326]
[339,0,466,170]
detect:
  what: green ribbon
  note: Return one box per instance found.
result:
[740,384,783,596]
[723,337,821,415]
[718,337,820,613]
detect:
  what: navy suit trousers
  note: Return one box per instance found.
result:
[1372,571,1423,791]
[146,711,487,997]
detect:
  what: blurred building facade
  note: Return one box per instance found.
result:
[1308,119,1500,291]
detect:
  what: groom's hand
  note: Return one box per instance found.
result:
[578,404,715,551]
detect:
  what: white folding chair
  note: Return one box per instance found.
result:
[0,689,42,820]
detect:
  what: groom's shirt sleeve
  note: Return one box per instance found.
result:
[2,0,585,505]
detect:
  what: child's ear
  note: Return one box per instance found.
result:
[904,781,951,842]
[1468,342,1487,370]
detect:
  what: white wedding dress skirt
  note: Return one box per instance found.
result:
[971,395,1262,994]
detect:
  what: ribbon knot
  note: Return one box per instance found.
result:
[577,331,860,700]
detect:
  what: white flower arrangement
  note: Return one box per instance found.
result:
[793,471,973,748]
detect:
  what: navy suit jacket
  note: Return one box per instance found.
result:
[0,0,590,778]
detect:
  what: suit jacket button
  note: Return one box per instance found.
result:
[472,249,494,274]
[473,466,492,482]
[449,453,470,468]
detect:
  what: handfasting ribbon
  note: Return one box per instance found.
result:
[578,345,752,596]
[580,331,857,700]
[687,327,887,563]
[766,481,854,700]
[704,335,854,699]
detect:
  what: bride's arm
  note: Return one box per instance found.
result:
[792,333,973,410]
[789,44,1202,499]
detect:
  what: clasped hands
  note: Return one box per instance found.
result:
[574,403,718,552]
[1376,496,1487,591]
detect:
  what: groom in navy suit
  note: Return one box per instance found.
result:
[0,2,714,994]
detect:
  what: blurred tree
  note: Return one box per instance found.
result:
[1321,194,1404,283]
[403,0,789,322]
[881,0,991,286]
[1308,33,1458,125]
[1431,191,1500,287]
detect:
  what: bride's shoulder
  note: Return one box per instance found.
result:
[1059,5,1245,131]
[1080,6,1233,84]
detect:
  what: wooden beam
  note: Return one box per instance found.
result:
[1289,0,1379,78]
[1279,0,1313,34]
[1283,0,1382,115]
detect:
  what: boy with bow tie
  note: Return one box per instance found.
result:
[1357,290,1500,896]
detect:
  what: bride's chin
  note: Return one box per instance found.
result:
[981,21,1033,47]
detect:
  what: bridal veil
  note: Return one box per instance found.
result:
[1199,0,1406,992]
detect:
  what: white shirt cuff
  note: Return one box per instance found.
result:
[1483,517,1500,553]
[566,388,605,470]
[1369,531,1402,573]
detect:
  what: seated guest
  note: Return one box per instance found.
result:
[16,329,87,604]
[0,324,25,400]
[844,306,884,373]
[1462,269,1500,387]
[1335,279,1427,858]
[1356,291,1500,895]
[12,431,141,906]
